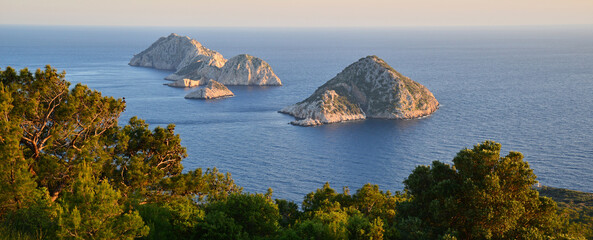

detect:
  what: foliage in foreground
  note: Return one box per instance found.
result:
[0,66,241,239]
[0,66,591,239]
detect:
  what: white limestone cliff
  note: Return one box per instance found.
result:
[280,56,439,126]
[129,33,226,71]
[164,78,204,88]
[184,80,234,99]
[164,58,225,81]
[130,34,282,86]
[280,90,366,126]
[217,54,282,86]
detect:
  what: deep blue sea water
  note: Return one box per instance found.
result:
[1,25,592,202]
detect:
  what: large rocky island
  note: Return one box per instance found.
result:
[280,56,439,126]
[129,33,281,86]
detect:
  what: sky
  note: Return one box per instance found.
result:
[1,0,592,27]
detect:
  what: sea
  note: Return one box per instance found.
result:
[1,25,592,202]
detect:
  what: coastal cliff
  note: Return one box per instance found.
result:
[130,34,281,86]
[129,33,226,71]
[218,54,282,86]
[280,56,439,126]
[184,80,234,99]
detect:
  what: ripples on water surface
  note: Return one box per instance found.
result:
[1,25,592,201]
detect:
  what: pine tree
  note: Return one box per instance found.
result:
[398,141,583,239]
[56,162,149,239]
[0,79,37,215]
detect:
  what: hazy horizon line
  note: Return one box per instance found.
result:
[2,23,592,29]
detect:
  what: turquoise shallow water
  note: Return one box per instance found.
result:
[1,25,592,201]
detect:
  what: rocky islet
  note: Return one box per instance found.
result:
[130,33,281,86]
[164,78,204,88]
[130,36,438,126]
[280,56,439,126]
[184,79,234,99]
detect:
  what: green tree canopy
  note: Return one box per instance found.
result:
[0,65,242,239]
[398,141,580,239]
[1,65,125,201]
[0,79,37,215]
[201,192,280,238]
[56,162,149,240]
[2,66,589,240]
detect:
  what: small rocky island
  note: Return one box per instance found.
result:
[280,56,439,126]
[129,33,281,87]
[164,78,204,88]
[184,80,234,99]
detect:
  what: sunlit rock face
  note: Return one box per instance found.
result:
[164,78,204,88]
[280,89,367,126]
[280,56,439,126]
[184,80,234,99]
[130,34,281,86]
[129,33,226,71]
[217,54,282,86]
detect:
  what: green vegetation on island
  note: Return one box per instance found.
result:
[1,66,592,239]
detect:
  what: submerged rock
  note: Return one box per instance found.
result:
[184,80,234,99]
[280,56,439,126]
[164,78,204,88]
[130,34,281,86]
